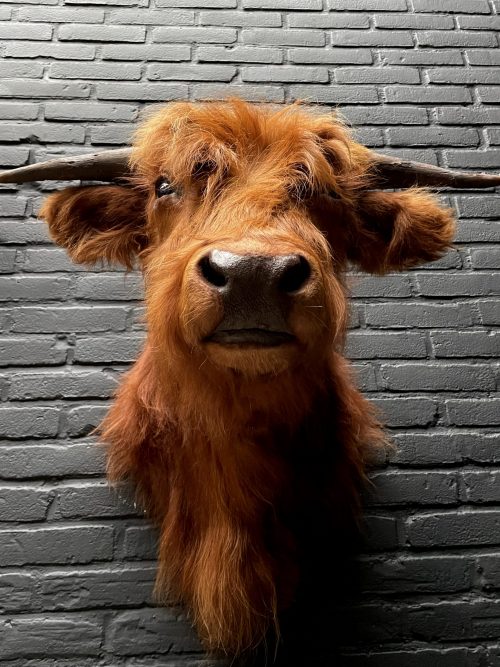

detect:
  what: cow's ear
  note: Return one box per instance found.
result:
[39,184,148,269]
[346,189,455,274]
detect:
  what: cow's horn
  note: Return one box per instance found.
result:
[0,148,132,184]
[369,152,500,189]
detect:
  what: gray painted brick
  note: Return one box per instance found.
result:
[37,565,156,610]
[0,337,66,367]
[122,524,158,560]
[0,103,39,120]
[74,334,145,364]
[147,63,236,81]
[445,149,500,169]
[446,398,500,426]
[478,299,500,325]
[471,248,500,269]
[387,127,480,146]
[331,30,414,47]
[155,0,235,5]
[0,122,85,143]
[244,0,322,7]
[0,441,105,479]
[241,65,329,83]
[66,404,109,437]
[7,369,117,400]
[106,608,201,655]
[478,86,500,103]
[0,248,16,272]
[436,107,500,125]
[4,41,96,60]
[384,85,472,104]
[431,331,500,358]
[0,80,91,99]
[153,26,237,43]
[0,62,44,78]
[96,82,188,101]
[428,67,500,84]
[346,331,428,359]
[372,397,437,428]
[200,10,282,27]
[0,276,73,301]
[10,306,128,333]
[406,510,500,548]
[58,24,145,42]
[242,28,325,47]
[461,470,500,503]
[375,14,454,29]
[102,44,191,61]
[413,0,490,11]
[416,30,497,47]
[335,67,419,84]
[0,146,30,167]
[75,273,144,300]
[89,124,133,145]
[191,83,285,102]
[44,102,138,122]
[380,49,464,65]
[365,302,474,329]
[289,47,373,65]
[50,62,142,80]
[0,525,114,565]
[0,23,52,39]
[467,50,500,66]
[0,615,103,659]
[288,13,369,28]
[54,481,137,518]
[0,485,51,521]
[368,471,459,506]
[328,0,407,7]
[289,84,379,103]
[18,7,105,22]
[197,45,283,63]
[358,554,472,594]
[380,362,495,391]
[0,406,59,438]
[416,272,499,296]
[110,8,194,24]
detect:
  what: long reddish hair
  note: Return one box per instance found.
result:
[40,99,455,655]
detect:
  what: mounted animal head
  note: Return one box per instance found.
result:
[3,99,498,382]
[2,99,500,656]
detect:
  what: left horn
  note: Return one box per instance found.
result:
[0,148,132,184]
[369,152,500,189]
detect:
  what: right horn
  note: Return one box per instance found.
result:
[0,148,132,184]
[368,152,500,189]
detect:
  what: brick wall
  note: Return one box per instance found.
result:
[0,0,499,664]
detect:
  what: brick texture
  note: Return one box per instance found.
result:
[0,1,499,666]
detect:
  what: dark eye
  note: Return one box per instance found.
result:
[155,177,176,198]
[328,189,341,200]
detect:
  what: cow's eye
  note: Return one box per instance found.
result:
[328,189,341,200]
[155,177,177,198]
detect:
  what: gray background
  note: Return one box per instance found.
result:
[0,0,499,664]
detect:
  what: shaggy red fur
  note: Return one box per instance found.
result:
[39,99,455,656]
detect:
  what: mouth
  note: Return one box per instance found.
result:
[206,328,295,347]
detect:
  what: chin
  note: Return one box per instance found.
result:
[205,339,300,377]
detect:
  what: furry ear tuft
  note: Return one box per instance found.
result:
[39,184,148,269]
[347,189,456,274]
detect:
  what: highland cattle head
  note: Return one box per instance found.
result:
[2,99,499,656]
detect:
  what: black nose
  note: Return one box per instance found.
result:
[198,250,312,344]
[198,250,311,294]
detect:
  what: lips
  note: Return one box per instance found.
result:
[207,328,295,347]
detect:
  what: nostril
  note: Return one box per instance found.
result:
[279,255,311,294]
[198,254,228,288]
